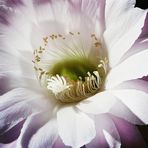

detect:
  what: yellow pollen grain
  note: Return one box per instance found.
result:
[95,42,101,47]
[69,32,74,35]
[58,34,63,37]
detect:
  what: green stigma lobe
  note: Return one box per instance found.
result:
[49,57,97,81]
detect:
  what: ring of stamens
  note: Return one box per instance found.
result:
[32,31,108,103]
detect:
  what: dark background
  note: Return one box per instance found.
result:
[136,0,148,9]
[136,0,148,146]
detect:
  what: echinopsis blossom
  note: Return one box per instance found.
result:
[0,0,148,147]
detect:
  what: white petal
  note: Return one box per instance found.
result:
[109,99,143,125]
[103,130,121,148]
[115,79,148,93]
[0,88,50,134]
[57,106,96,148]
[111,89,148,124]
[104,0,147,67]
[28,117,58,148]
[121,37,148,62]
[77,91,117,114]
[106,49,148,89]
[0,52,36,82]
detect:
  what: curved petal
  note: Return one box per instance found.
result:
[53,136,71,148]
[68,0,106,37]
[0,88,50,136]
[0,76,11,95]
[77,91,117,114]
[32,0,102,26]
[16,112,49,148]
[0,120,24,144]
[110,80,148,124]
[111,116,148,147]
[111,89,148,124]
[0,141,17,148]
[106,49,148,89]
[0,3,13,25]
[86,114,120,148]
[57,106,96,148]
[120,37,148,63]
[110,99,144,125]
[0,49,36,91]
[115,79,148,93]
[104,0,147,67]
[139,12,148,38]
[28,117,58,148]
[103,130,121,148]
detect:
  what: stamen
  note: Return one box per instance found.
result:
[32,31,108,103]
[46,69,105,103]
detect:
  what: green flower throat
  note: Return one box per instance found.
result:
[49,58,98,81]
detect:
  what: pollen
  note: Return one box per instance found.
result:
[46,57,107,103]
[32,31,108,103]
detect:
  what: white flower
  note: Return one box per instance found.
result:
[0,0,148,147]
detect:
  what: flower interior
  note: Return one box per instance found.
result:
[33,32,108,103]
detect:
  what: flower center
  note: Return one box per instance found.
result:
[46,57,107,103]
[32,31,108,103]
[49,58,97,81]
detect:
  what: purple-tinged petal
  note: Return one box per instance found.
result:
[16,112,49,148]
[0,0,23,8]
[0,120,24,144]
[111,89,148,124]
[106,49,148,89]
[0,5,12,25]
[28,117,58,148]
[121,37,148,62]
[0,76,11,95]
[111,116,148,148]
[115,79,148,93]
[139,13,148,38]
[86,114,120,148]
[110,99,144,125]
[0,141,17,148]
[103,130,121,148]
[0,88,50,136]
[53,137,71,148]
[32,0,51,5]
[104,0,147,67]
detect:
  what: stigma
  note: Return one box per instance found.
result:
[32,31,108,103]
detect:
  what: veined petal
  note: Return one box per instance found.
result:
[86,114,120,148]
[106,49,148,89]
[115,79,148,93]
[111,116,148,147]
[53,136,70,148]
[0,120,24,144]
[121,37,148,61]
[103,130,121,148]
[28,117,58,148]
[109,99,144,125]
[104,0,147,67]
[0,88,50,135]
[68,0,105,37]
[0,52,35,80]
[139,13,148,38]
[0,141,17,148]
[77,91,117,114]
[57,106,96,148]
[109,80,148,124]
[111,89,148,124]
[16,112,50,148]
